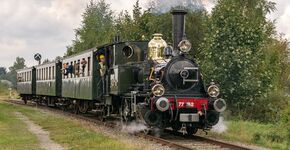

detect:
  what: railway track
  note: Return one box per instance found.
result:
[3,99,258,150]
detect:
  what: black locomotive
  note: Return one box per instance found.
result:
[16,8,226,135]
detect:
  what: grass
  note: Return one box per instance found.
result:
[0,83,9,97]
[0,101,139,150]
[0,83,18,99]
[0,102,40,150]
[207,118,290,150]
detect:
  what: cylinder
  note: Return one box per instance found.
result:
[171,9,187,51]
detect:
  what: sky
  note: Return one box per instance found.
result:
[0,0,289,69]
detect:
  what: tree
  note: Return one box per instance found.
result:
[9,57,26,72]
[66,0,115,56]
[55,56,63,62]
[197,0,283,119]
[147,0,204,14]
[133,0,142,21]
[42,59,50,64]
[0,67,7,78]
[6,57,26,87]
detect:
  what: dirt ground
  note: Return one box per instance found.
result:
[14,112,66,150]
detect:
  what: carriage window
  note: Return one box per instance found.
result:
[41,68,43,80]
[87,57,91,76]
[73,61,77,78]
[70,61,73,78]
[45,68,47,80]
[81,58,87,77]
[49,67,51,80]
[52,66,55,79]
[41,68,44,80]
[76,60,80,77]
[38,69,40,80]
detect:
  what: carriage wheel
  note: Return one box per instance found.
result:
[23,97,27,104]
[73,100,79,114]
[79,101,89,114]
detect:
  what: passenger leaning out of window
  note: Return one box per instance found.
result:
[99,55,107,94]
[81,58,87,76]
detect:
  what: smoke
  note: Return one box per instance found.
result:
[146,0,205,14]
[212,117,227,134]
[121,121,148,134]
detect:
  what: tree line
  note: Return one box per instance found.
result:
[0,57,26,89]
[65,0,289,123]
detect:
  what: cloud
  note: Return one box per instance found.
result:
[0,0,289,69]
[270,0,290,39]
[0,0,88,68]
[0,0,139,68]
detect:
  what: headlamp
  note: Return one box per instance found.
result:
[152,84,165,97]
[178,40,192,53]
[207,84,220,98]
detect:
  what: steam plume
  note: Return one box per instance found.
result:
[212,117,227,134]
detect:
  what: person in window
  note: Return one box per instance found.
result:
[17,76,22,82]
[68,62,74,77]
[74,60,80,77]
[99,55,107,95]
[62,63,68,76]
[81,58,87,76]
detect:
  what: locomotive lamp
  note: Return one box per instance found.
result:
[178,39,192,53]
[155,97,170,112]
[152,84,165,97]
[207,83,220,98]
[213,98,227,112]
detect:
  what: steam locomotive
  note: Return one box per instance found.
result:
[16,8,226,135]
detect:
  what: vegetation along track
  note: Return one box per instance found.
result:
[4,99,255,150]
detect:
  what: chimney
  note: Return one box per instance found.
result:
[171,8,187,51]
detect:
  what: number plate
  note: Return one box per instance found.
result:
[179,113,199,122]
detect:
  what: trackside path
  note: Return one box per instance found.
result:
[14,112,65,150]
